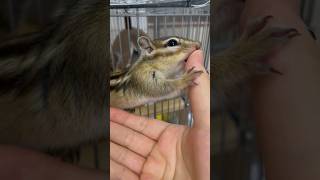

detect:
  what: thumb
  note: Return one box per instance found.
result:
[185,50,210,129]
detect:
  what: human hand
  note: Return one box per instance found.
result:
[110,50,210,180]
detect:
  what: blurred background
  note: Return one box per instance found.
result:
[0,0,73,39]
[213,0,320,180]
[0,0,108,171]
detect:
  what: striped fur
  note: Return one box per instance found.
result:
[0,0,108,150]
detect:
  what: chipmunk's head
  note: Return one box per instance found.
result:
[137,36,200,65]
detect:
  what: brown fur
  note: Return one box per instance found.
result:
[0,0,107,150]
[212,16,300,107]
[110,36,202,109]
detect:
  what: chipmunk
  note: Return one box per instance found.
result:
[0,0,107,150]
[110,16,300,111]
[110,36,203,109]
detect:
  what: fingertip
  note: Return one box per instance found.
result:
[185,50,205,71]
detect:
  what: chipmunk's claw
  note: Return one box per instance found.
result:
[270,68,284,75]
[191,81,199,86]
[288,29,301,39]
[242,15,274,38]
[270,28,299,38]
[187,66,196,73]
[184,68,203,86]
[264,15,274,21]
[261,15,273,28]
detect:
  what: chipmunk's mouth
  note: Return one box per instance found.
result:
[184,45,200,62]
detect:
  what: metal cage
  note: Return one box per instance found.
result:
[110,0,210,126]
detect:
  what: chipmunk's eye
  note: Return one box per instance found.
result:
[167,39,178,47]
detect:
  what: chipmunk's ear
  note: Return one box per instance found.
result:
[137,36,155,53]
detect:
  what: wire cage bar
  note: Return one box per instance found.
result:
[110,4,210,126]
[110,0,210,9]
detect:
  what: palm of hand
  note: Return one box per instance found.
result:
[110,108,209,180]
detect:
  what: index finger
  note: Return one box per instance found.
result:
[185,50,210,130]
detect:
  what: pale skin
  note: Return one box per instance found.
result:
[241,0,320,180]
[110,50,210,180]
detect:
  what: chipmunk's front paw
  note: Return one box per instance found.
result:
[241,15,300,46]
[237,15,300,75]
[184,67,203,86]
